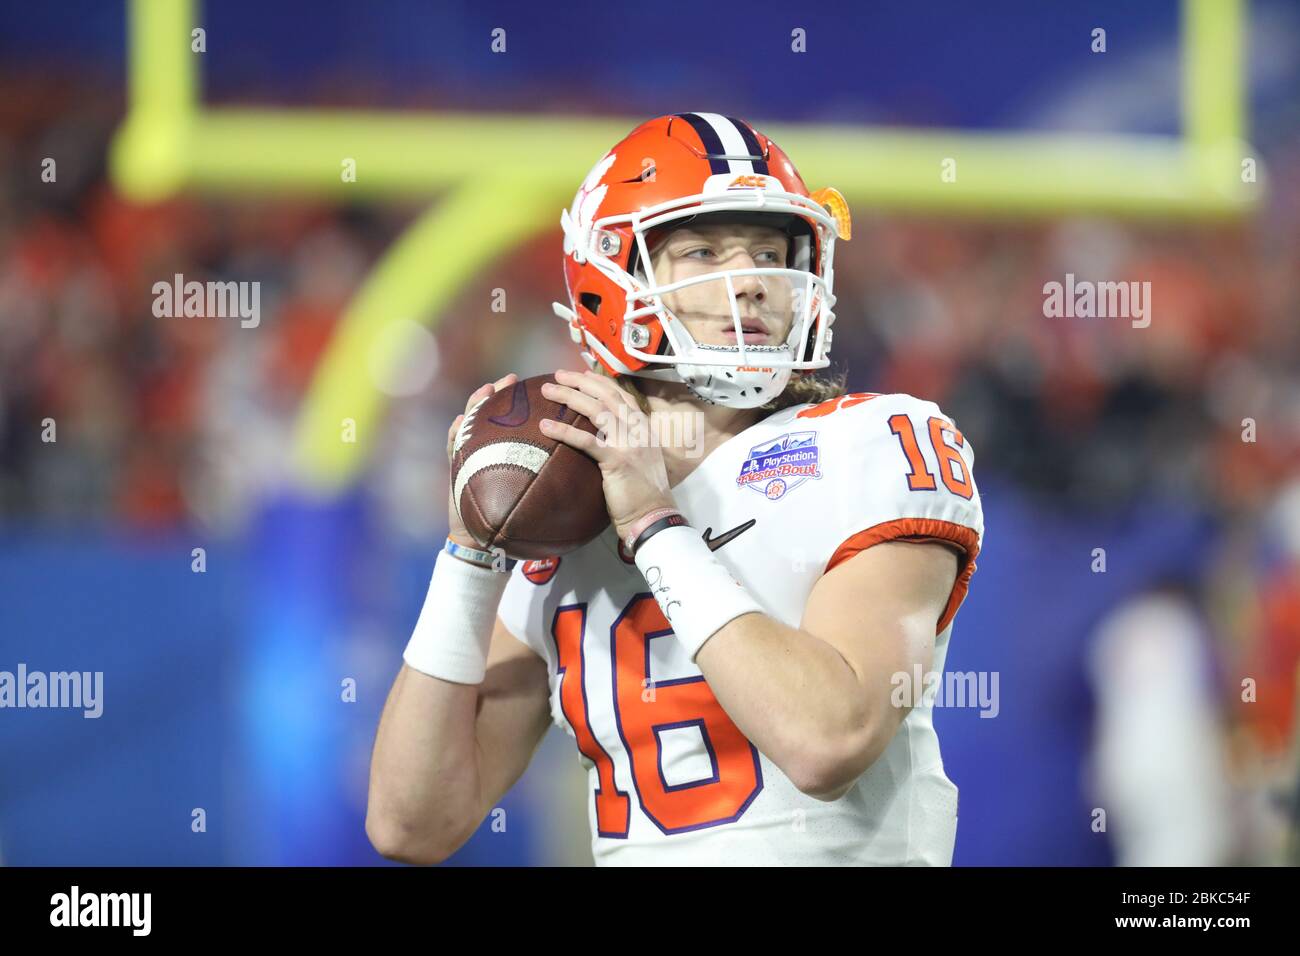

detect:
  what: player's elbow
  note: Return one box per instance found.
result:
[366,811,465,866]
[790,750,859,802]
[791,725,892,802]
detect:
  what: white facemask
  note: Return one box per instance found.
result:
[631,313,802,408]
[556,181,843,408]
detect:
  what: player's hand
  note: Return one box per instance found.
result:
[447,373,519,548]
[539,368,677,542]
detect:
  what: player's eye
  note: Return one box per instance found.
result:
[680,245,782,263]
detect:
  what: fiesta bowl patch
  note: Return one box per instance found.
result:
[736,430,821,500]
[522,556,561,585]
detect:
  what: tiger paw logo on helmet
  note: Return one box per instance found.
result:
[551,112,852,410]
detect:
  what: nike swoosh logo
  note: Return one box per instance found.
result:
[702,519,756,552]
[615,518,756,563]
[488,381,530,427]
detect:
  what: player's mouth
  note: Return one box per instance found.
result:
[721,320,770,345]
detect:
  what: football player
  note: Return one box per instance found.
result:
[369,112,984,865]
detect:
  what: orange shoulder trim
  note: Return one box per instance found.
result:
[795,392,879,419]
[825,518,981,634]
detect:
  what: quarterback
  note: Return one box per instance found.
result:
[368,113,984,866]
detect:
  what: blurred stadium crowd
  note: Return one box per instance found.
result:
[1,73,1297,863]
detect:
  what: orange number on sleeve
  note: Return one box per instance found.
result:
[888,413,937,490]
[889,413,973,499]
[928,417,974,499]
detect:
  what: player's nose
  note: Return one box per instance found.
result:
[726,252,767,301]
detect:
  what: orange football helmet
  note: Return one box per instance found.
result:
[553,112,850,408]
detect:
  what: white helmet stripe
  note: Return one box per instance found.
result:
[692,112,756,175]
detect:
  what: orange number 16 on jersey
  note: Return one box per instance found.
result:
[551,596,763,838]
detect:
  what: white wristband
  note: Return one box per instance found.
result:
[633,524,763,661]
[403,549,510,685]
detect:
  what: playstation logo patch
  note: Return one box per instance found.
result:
[736,430,822,500]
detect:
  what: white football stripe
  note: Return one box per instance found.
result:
[453,393,490,456]
[453,442,550,521]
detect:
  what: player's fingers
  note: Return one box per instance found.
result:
[447,413,465,458]
[462,372,518,418]
[611,381,642,412]
[540,380,605,423]
[540,417,605,459]
[463,382,494,416]
[583,370,642,412]
[555,367,631,417]
[583,368,642,413]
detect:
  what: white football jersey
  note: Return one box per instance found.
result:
[496,391,984,865]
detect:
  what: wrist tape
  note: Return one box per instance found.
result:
[403,548,510,684]
[633,524,763,660]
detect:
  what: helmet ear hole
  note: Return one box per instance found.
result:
[579,292,601,316]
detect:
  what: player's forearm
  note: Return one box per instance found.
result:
[695,612,887,798]
[367,665,487,863]
[368,548,509,863]
[633,524,894,797]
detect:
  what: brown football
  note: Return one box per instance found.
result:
[450,374,609,559]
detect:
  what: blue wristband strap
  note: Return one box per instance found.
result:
[445,538,517,572]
